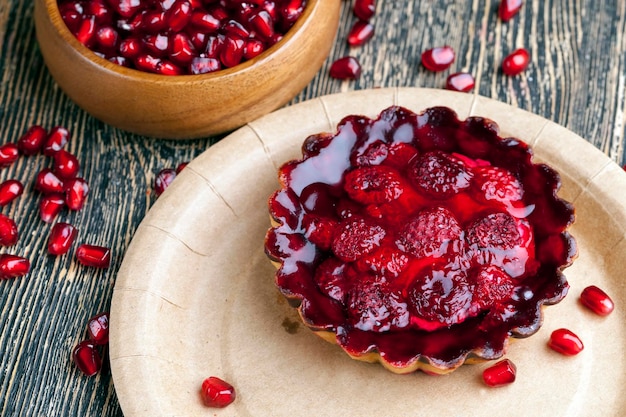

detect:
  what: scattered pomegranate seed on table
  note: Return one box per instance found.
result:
[347,20,375,47]
[17,125,47,155]
[200,376,236,408]
[353,0,376,21]
[421,46,456,72]
[72,340,103,376]
[0,214,19,246]
[445,72,475,92]
[0,254,30,280]
[39,193,66,223]
[548,328,584,356]
[43,126,71,156]
[499,0,524,21]
[0,143,19,167]
[76,244,111,269]
[482,359,517,387]
[87,312,110,345]
[65,177,90,210]
[35,168,65,194]
[154,168,178,197]
[0,179,24,206]
[502,48,530,75]
[580,285,614,316]
[47,222,78,255]
[329,56,362,80]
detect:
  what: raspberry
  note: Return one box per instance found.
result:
[471,265,515,310]
[467,212,521,249]
[331,217,386,262]
[408,151,472,197]
[474,166,524,204]
[408,268,474,330]
[346,280,410,332]
[314,258,349,302]
[344,165,406,205]
[351,140,389,166]
[395,206,462,259]
[302,214,339,250]
[383,142,419,169]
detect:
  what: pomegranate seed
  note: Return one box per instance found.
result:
[421,46,455,72]
[0,143,19,167]
[249,10,274,40]
[143,34,170,58]
[65,177,90,211]
[18,125,47,155]
[35,169,65,194]
[502,48,530,75]
[548,328,584,356]
[280,0,305,24]
[0,214,18,246]
[87,0,113,25]
[223,20,250,39]
[39,193,66,223]
[109,0,143,18]
[482,359,517,387]
[353,0,376,21]
[119,37,142,59]
[165,0,192,32]
[445,72,475,92]
[329,56,362,80]
[175,161,188,173]
[170,33,197,65]
[142,10,167,33]
[200,376,236,408]
[499,0,523,21]
[96,26,119,50]
[59,3,83,33]
[0,179,24,206]
[204,35,224,59]
[72,340,102,376]
[76,244,111,268]
[220,35,245,68]
[154,168,177,196]
[347,20,375,47]
[243,39,265,60]
[75,15,97,47]
[43,126,71,156]
[156,60,184,75]
[580,285,614,316]
[87,312,110,345]
[47,222,78,255]
[0,254,30,279]
[190,11,221,32]
[135,54,161,73]
[190,57,221,74]
[53,149,81,179]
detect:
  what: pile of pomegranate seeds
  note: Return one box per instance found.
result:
[58,0,308,75]
[200,376,236,408]
[73,312,110,376]
[482,359,517,387]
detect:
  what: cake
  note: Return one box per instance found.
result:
[264,105,577,374]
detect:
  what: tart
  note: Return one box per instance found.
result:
[264,106,577,374]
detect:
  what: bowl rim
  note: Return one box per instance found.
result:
[44,0,323,81]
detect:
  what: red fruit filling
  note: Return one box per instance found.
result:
[265,105,576,373]
[57,0,308,75]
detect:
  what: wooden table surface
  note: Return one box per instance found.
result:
[0,1,624,415]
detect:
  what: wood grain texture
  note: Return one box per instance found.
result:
[0,1,624,416]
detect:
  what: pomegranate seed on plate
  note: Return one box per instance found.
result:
[0,254,30,279]
[65,177,90,210]
[190,11,221,32]
[76,244,111,268]
[421,46,455,72]
[482,359,517,387]
[548,328,584,356]
[18,125,47,155]
[499,0,523,21]
[35,168,65,194]
[220,35,246,68]
[249,10,275,40]
[170,33,197,65]
[0,214,18,246]
[72,340,102,376]
[353,0,376,21]
[43,126,71,156]
[0,179,24,206]
[280,0,305,24]
[53,149,81,179]
[329,56,362,80]
[200,376,236,408]
[0,143,19,167]
[502,48,530,75]
[39,193,66,223]
[47,222,78,255]
[87,312,110,345]
[154,168,177,196]
[119,37,142,59]
[445,72,475,92]
[95,26,119,50]
[243,39,265,60]
[165,0,193,32]
[580,285,614,316]
[75,15,97,47]
[347,20,375,47]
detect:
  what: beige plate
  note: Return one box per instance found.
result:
[110,88,626,417]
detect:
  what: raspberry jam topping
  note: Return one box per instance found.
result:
[265,106,576,373]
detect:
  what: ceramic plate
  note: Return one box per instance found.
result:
[110,88,626,417]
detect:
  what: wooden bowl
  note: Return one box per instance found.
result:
[33,0,341,139]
